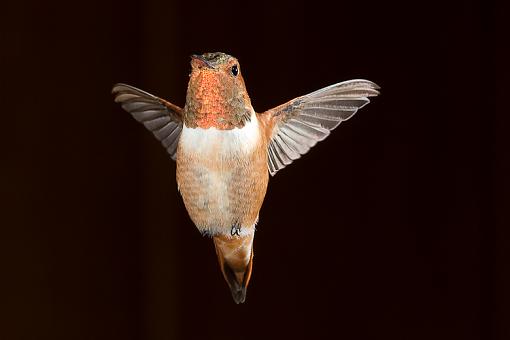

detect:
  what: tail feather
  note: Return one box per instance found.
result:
[213,233,254,304]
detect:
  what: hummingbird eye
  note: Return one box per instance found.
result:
[231,64,239,76]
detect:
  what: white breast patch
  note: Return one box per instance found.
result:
[179,111,260,157]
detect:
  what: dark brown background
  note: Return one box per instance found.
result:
[1,0,509,339]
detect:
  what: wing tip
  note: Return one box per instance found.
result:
[344,78,380,89]
[341,79,381,97]
[111,83,161,101]
[309,79,380,99]
[111,83,131,94]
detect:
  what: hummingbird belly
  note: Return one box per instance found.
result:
[176,115,268,236]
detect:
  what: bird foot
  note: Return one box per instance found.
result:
[231,225,241,236]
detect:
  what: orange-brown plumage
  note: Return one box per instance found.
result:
[175,123,268,232]
[185,54,252,130]
[112,52,379,303]
[213,233,254,304]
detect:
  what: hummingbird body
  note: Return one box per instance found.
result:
[176,111,269,236]
[112,52,379,303]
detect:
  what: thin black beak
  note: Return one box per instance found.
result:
[191,54,213,68]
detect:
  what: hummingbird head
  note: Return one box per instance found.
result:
[184,52,253,130]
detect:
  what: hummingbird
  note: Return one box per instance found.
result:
[112,52,379,303]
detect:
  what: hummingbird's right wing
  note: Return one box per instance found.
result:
[260,79,379,175]
[112,83,183,160]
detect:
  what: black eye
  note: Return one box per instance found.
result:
[231,64,238,76]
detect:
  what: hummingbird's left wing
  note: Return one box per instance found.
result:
[260,79,379,175]
[112,83,183,160]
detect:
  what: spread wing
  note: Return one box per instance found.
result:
[112,83,183,160]
[261,79,379,175]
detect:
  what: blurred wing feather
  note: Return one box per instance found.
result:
[112,83,183,160]
[262,79,379,175]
